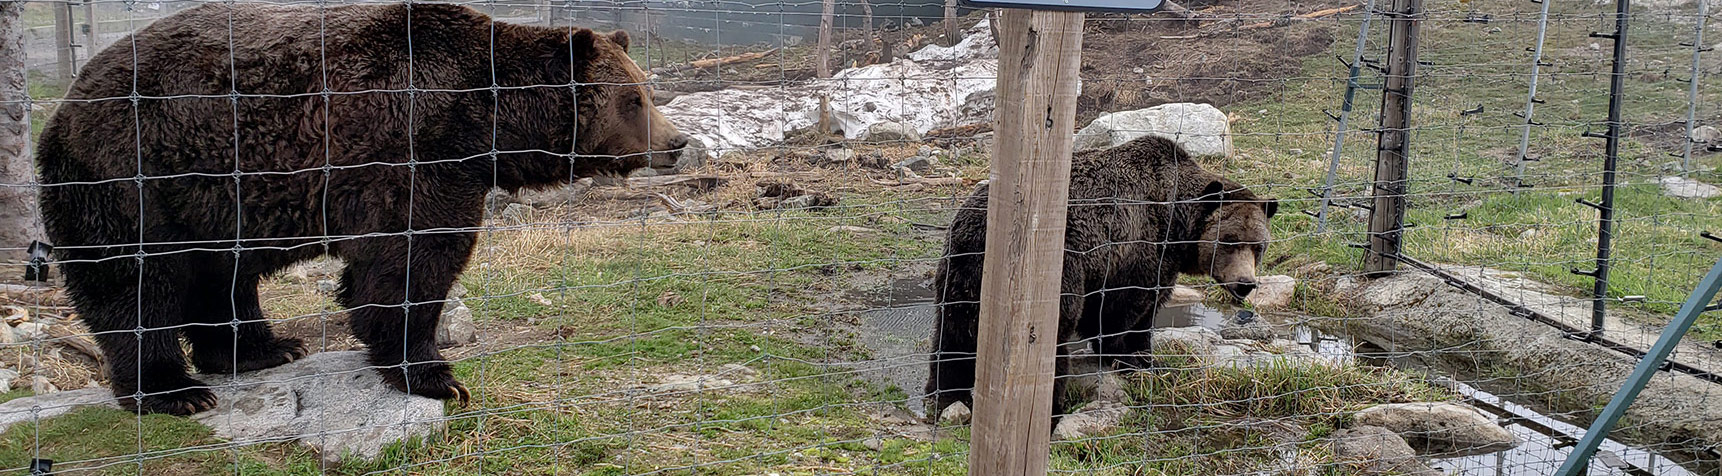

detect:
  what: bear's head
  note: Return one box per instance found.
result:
[503,26,689,181]
[1187,180,1278,301]
[568,29,689,174]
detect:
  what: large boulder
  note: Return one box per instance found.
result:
[1074,103,1233,158]
[1331,425,1441,476]
[1353,402,1520,457]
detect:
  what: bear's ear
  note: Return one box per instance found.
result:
[1197,180,1226,215]
[1262,199,1278,219]
[571,28,601,58]
[608,30,631,50]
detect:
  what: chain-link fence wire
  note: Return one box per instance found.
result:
[0,0,1720,474]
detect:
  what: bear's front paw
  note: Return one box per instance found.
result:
[117,378,218,416]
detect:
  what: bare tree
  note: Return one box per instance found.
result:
[0,1,46,269]
[943,0,958,46]
[817,0,834,79]
[861,0,873,46]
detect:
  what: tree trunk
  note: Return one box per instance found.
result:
[861,0,874,46]
[0,2,46,267]
[943,0,958,46]
[817,0,834,79]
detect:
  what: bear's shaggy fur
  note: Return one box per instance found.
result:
[36,2,689,415]
[924,134,1277,417]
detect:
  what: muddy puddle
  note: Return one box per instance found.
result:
[845,276,1714,475]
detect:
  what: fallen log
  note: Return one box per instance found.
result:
[658,49,779,74]
[624,175,726,191]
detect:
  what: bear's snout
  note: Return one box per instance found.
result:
[651,133,692,169]
[1224,278,1257,301]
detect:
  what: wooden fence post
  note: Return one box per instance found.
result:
[969,8,1083,476]
[1364,0,1421,276]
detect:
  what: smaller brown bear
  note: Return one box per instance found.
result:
[924,134,1277,419]
[37,3,688,415]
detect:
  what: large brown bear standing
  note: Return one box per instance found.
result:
[924,134,1277,418]
[36,3,689,415]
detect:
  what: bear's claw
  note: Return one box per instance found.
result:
[452,383,471,407]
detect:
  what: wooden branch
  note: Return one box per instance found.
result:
[1238,4,1362,30]
[0,284,66,306]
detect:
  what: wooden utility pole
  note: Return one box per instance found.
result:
[1364,0,1421,276]
[53,3,74,80]
[969,8,1083,476]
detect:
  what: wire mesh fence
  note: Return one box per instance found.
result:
[0,0,1719,474]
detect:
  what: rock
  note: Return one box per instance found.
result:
[778,194,838,210]
[864,121,922,143]
[719,363,759,379]
[12,322,46,342]
[500,203,534,225]
[435,299,477,348]
[1074,103,1233,158]
[1659,176,1720,199]
[282,258,344,283]
[187,351,445,464]
[1053,400,1128,441]
[648,374,735,394]
[1151,326,1223,357]
[1692,125,1722,144]
[0,324,13,345]
[917,145,934,157]
[1293,261,1332,278]
[892,155,935,174]
[1219,319,1278,342]
[939,401,971,425]
[1161,285,1205,307]
[484,189,513,217]
[1353,402,1520,457]
[316,280,338,294]
[668,136,709,173]
[628,167,659,178]
[822,148,856,166]
[862,436,884,451]
[0,369,14,394]
[529,293,553,306]
[30,376,56,394]
[447,282,468,300]
[1245,275,1296,310]
[827,225,878,234]
[1331,426,1440,476]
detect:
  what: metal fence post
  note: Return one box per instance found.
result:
[1554,250,1722,476]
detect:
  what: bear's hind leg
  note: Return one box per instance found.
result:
[339,236,472,404]
[183,273,306,374]
[76,262,217,416]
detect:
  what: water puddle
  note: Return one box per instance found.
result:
[846,278,1711,474]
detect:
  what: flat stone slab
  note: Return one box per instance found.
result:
[0,351,445,464]
[1660,176,1720,199]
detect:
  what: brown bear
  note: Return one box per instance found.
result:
[923,134,1277,418]
[35,2,689,415]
